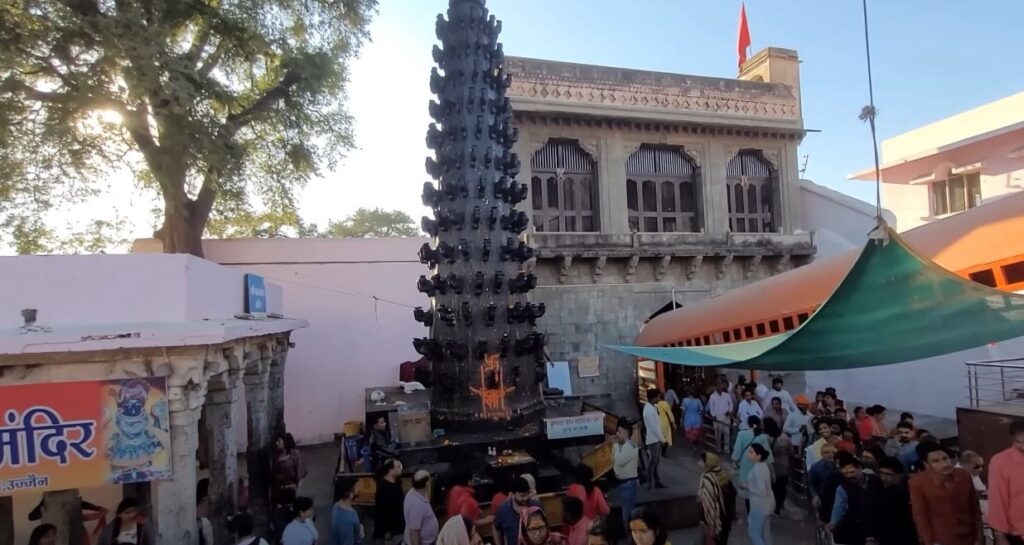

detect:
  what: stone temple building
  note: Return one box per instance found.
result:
[506,48,849,401]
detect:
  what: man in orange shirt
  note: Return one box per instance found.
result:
[988,419,1024,545]
[909,442,983,545]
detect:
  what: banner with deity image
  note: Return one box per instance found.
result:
[0,377,172,495]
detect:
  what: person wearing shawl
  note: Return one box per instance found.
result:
[699,452,734,545]
[437,515,482,545]
[518,507,567,545]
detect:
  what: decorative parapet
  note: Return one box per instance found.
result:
[506,56,802,130]
[528,231,815,259]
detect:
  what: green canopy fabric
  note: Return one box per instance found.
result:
[605,226,1024,371]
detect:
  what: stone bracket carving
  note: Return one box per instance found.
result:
[654,256,672,282]
[716,255,734,280]
[762,149,782,173]
[592,256,607,284]
[744,255,762,279]
[686,255,704,280]
[559,254,574,283]
[523,256,538,273]
[775,254,791,274]
[625,254,640,283]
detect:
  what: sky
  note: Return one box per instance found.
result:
[16,0,1024,251]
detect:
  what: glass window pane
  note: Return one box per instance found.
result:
[747,184,759,215]
[627,180,638,211]
[628,216,639,232]
[735,218,746,232]
[579,178,593,211]
[661,181,676,212]
[733,184,745,213]
[564,215,576,231]
[643,217,658,232]
[582,216,594,232]
[642,181,657,212]
[931,181,948,215]
[687,216,698,233]
[663,217,677,232]
[546,216,560,232]
[679,182,695,212]
[967,173,982,208]
[949,176,966,213]
[533,215,543,232]
[531,177,543,210]
[546,177,559,209]
[563,177,575,211]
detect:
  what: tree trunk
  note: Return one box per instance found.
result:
[155,197,207,257]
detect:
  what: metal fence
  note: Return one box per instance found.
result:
[965,356,1024,408]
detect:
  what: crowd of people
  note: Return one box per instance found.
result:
[653,374,1024,545]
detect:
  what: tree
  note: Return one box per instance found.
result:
[0,0,376,256]
[322,207,419,238]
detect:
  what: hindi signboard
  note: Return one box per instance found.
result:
[245,273,267,316]
[545,412,605,440]
[1,377,173,496]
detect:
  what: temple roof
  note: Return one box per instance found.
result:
[506,55,802,131]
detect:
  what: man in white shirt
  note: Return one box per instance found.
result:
[707,382,734,454]
[736,387,763,431]
[764,377,799,414]
[612,418,639,528]
[783,394,811,450]
[642,388,666,490]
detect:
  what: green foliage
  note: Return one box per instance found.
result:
[322,207,419,238]
[0,0,377,254]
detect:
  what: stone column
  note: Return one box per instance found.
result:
[203,371,241,545]
[41,490,83,545]
[244,360,272,535]
[267,341,288,437]
[705,140,731,234]
[600,135,630,234]
[0,496,13,545]
[153,404,201,545]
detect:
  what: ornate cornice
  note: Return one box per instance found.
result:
[506,57,799,123]
[513,112,803,141]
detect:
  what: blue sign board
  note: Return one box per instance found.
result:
[245,274,267,315]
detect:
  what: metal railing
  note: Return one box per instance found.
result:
[966,356,1024,408]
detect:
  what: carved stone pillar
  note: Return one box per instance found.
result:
[268,340,288,437]
[0,496,11,545]
[706,142,733,234]
[153,404,201,545]
[203,371,241,545]
[41,490,83,545]
[244,357,272,535]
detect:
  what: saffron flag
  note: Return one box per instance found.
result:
[738,3,751,67]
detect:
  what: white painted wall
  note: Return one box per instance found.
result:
[134,237,432,445]
[806,335,1024,419]
[798,179,890,258]
[0,253,288,328]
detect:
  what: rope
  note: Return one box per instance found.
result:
[860,0,884,224]
[265,274,417,309]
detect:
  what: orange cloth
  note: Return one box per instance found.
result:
[909,468,983,545]
[793,394,810,406]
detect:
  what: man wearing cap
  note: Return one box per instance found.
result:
[784,394,812,450]
[404,470,439,545]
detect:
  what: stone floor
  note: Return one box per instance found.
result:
[297,440,821,545]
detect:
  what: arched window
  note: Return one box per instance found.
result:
[726,151,775,233]
[530,140,598,232]
[626,145,701,232]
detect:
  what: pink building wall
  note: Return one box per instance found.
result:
[135,237,430,445]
